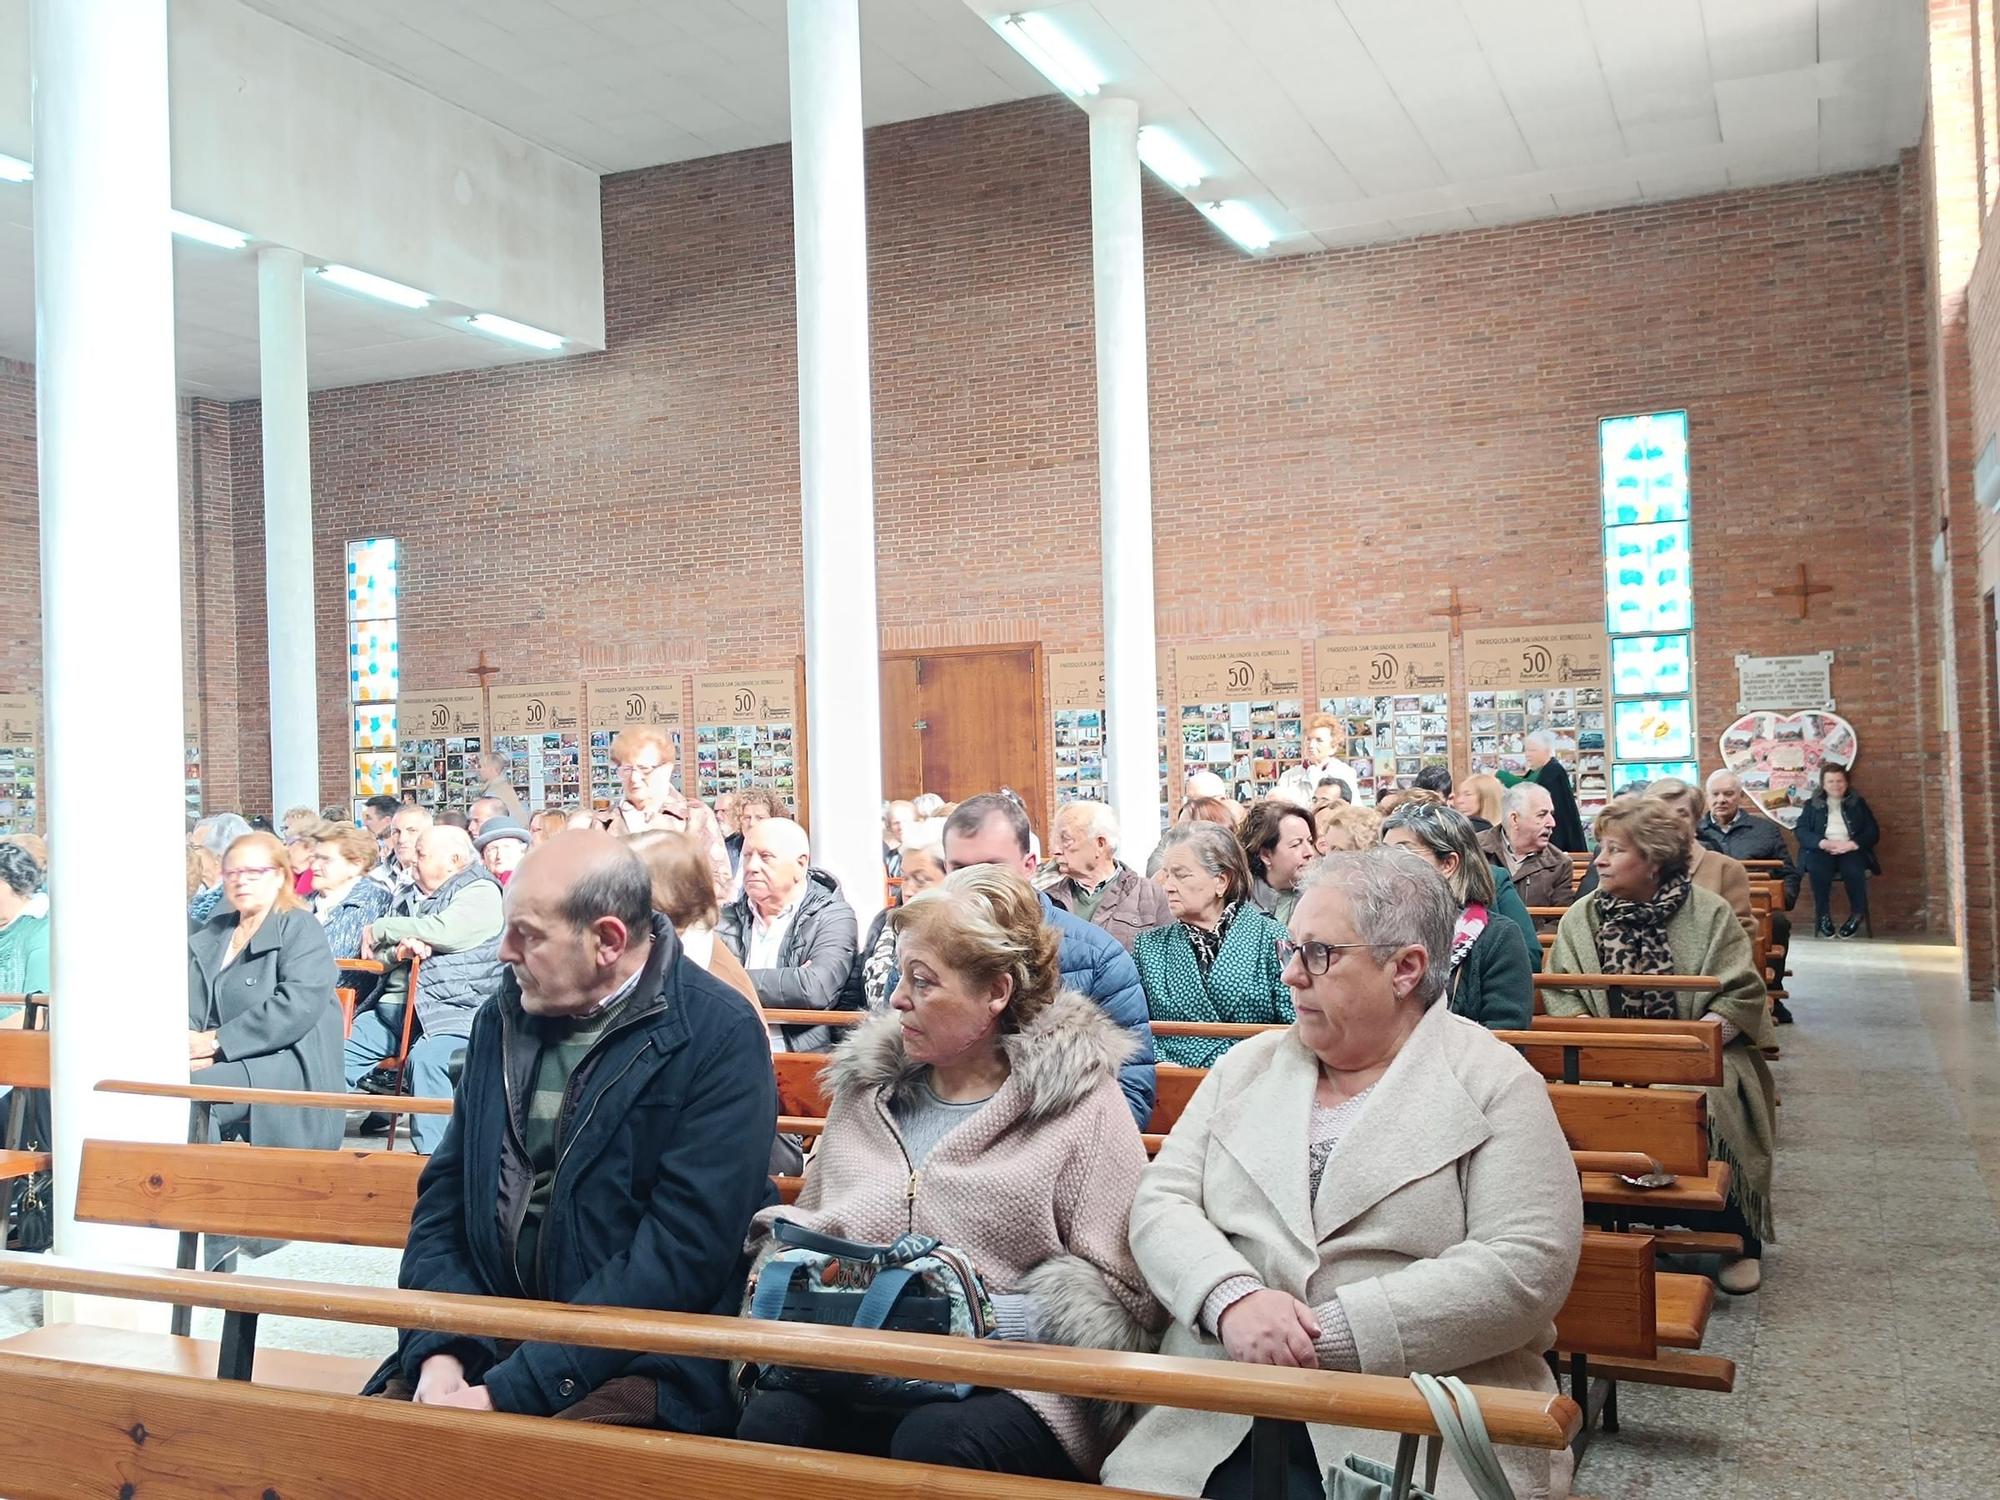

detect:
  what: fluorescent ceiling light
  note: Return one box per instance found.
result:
[1199,199,1275,254]
[468,313,564,352]
[1137,126,1204,191]
[317,263,432,309]
[170,211,248,249]
[0,153,31,184]
[997,12,1103,98]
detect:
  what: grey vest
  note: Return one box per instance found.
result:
[407,866,506,1039]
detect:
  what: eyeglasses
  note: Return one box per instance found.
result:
[1275,937,1388,975]
[221,865,278,881]
[615,761,670,778]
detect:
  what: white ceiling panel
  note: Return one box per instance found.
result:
[1714,69,1821,143]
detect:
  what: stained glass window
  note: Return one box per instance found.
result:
[346,538,399,814]
[1599,412,1694,792]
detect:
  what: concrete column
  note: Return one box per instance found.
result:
[31,0,189,1317]
[787,0,886,911]
[1090,99,1163,870]
[258,247,320,818]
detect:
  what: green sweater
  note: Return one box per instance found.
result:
[0,897,50,1007]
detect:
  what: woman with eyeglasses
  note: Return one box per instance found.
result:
[1103,848,1581,1500]
[1132,823,1293,1068]
[1379,802,1536,1030]
[606,725,732,899]
[186,830,344,1150]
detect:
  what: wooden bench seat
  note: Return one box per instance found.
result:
[1653,1272,1716,1350]
[1578,1162,1732,1215]
[1575,1350,1737,1393]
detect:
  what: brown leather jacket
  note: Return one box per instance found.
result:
[1045,863,1173,954]
[1477,826,1575,923]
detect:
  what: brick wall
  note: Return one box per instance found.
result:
[0,98,1947,931]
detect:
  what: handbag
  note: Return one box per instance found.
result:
[1325,1373,1517,1500]
[744,1218,995,1410]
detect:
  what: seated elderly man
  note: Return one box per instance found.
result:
[376,803,433,895]
[1476,781,1575,924]
[346,825,504,1150]
[364,831,777,1427]
[717,817,857,1051]
[1103,847,1581,1500]
[1700,768,1798,1018]
[1044,799,1169,953]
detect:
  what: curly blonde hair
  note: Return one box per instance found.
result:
[890,865,1061,1032]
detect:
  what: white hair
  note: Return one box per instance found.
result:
[194,814,252,857]
[1298,847,1455,1008]
[1184,770,1228,799]
[1502,781,1551,822]
[1056,799,1121,852]
[1705,768,1740,792]
[899,818,948,865]
[1524,729,1556,754]
[911,794,946,819]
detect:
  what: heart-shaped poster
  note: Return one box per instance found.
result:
[1718,710,1859,828]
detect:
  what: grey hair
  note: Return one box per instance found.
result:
[1524,729,1556,754]
[194,814,252,857]
[911,794,946,819]
[556,840,655,938]
[1501,781,1551,822]
[1298,847,1456,1008]
[1155,820,1253,905]
[899,817,948,867]
[1057,799,1121,852]
[0,842,43,898]
[1381,802,1497,908]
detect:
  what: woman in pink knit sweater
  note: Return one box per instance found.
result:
[736,864,1163,1481]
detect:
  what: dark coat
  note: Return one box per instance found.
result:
[1044,862,1173,954]
[1698,811,1800,905]
[1449,902,1534,1031]
[1534,759,1589,855]
[313,876,394,962]
[1488,866,1543,976]
[186,906,343,1150]
[717,868,858,1051]
[1795,793,1882,875]
[370,918,778,1428]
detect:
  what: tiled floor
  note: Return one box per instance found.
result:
[3,934,1996,1496]
[1577,934,2000,1500]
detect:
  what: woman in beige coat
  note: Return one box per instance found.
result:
[738,864,1161,1481]
[1103,847,1582,1500]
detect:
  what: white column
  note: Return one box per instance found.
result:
[1090,100,1163,871]
[788,0,886,912]
[258,247,320,818]
[31,0,189,1318]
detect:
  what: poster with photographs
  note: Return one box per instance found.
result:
[396,688,484,811]
[1047,652,1171,820]
[1176,642,1305,803]
[0,694,38,834]
[1464,624,1612,818]
[1718,710,1858,829]
[586,678,685,811]
[693,670,800,814]
[1314,634,1451,800]
[490,683,584,813]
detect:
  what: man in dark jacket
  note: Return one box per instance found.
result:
[367,831,777,1428]
[1525,732,1589,854]
[1702,769,1798,1018]
[716,816,858,1051]
[1044,799,1171,953]
[935,793,1156,1128]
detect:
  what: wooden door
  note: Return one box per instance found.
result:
[880,646,1047,839]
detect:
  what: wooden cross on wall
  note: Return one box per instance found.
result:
[1768,564,1833,620]
[467,650,499,739]
[1430,586,1480,638]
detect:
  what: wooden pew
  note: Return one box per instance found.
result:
[0,1254,1579,1500]
[97,1077,453,1150]
[0,1027,50,1186]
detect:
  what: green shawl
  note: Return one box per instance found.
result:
[1543,884,1777,1241]
[1133,905,1294,1069]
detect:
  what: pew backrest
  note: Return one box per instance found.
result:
[0,1027,49,1090]
[1546,1083,1710,1176]
[1554,1230,1659,1361]
[1517,1017,1724,1088]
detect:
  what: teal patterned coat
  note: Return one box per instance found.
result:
[1133,906,1295,1068]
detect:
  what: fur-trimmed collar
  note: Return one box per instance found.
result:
[826,988,1135,1126]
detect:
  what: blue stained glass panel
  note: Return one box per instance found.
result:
[352,751,398,798]
[345,537,399,621]
[1613,698,1694,761]
[1613,760,1698,791]
[1604,521,1692,634]
[1611,634,1692,696]
[1599,410,1689,525]
[349,621,399,703]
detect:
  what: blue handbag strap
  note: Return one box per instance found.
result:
[749,1259,807,1322]
[772,1218,939,1265]
[851,1266,923,1332]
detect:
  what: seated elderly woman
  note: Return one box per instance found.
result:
[847,818,948,1010]
[187,831,343,1150]
[186,812,252,926]
[737,865,1160,1481]
[1134,823,1293,1069]
[1103,848,1582,1500]
[307,821,394,961]
[1380,803,1536,1027]
[1640,778,1756,945]
[1544,796,1777,1296]
[627,828,760,1007]
[1239,799,1318,927]
[1311,797,1381,856]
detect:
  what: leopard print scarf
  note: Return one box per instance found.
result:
[1595,872,1692,1019]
